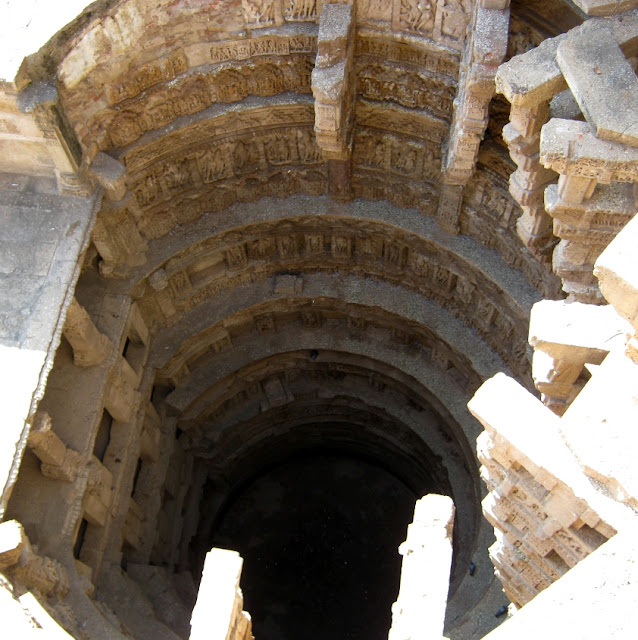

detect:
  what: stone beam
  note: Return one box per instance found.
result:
[572,0,638,16]
[104,355,140,423]
[529,298,631,413]
[595,211,638,334]
[496,11,638,108]
[28,411,80,482]
[557,31,638,148]
[529,299,631,365]
[388,494,455,640]
[63,297,112,367]
[88,152,128,201]
[17,81,87,196]
[83,456,114,528]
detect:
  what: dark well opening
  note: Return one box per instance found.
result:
[209,450,432,640]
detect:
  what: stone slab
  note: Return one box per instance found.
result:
[557,31,638,147]
[572,0,638,16]
[595,210,638,329]
[529,299,632,364]
[540,118,638,181]
[496,11,638,107]
[562,347,638,509]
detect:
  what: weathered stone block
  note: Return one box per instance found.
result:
[557,32,638,147]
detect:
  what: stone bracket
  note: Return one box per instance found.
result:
[28,412,80,483]
[63,298,112,367]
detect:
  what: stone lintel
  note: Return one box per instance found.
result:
[557,31,638,148]
[540,118,638,182]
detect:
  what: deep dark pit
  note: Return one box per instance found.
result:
[210,452,424,640]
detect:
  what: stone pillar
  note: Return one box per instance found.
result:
[388,494,455,640]
[63,297,112,367]
[496,11,638,271]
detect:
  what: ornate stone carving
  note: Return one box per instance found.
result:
[285,0,319,21]
[397,0,436,35]
[242,0,280,28]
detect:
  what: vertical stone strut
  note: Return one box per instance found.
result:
[438,0,510,234]
[312,2,356,199]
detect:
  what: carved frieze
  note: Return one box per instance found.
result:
[141,215,529,378]
[359,0,392,26]
[241,0,282,28]
[355,35,459,81]
[99,56,315,150]
[106,50,188,105]
[284,0,320,22]
[357,63,455,120]
[392,0,472,50]
[354,130,442,186]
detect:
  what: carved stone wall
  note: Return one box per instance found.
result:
[0,2,637,640]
